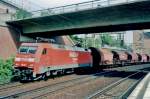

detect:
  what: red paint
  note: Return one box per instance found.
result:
[14,43,92,74]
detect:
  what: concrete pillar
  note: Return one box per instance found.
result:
[0,26,19,59]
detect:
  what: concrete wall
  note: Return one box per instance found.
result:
[0,1,17,14]
[0,1,17,25]
[0,26,19,59]
[132,30,150,54]
[143,38,150,54]
[0,1,19,59]
[0,13,12,26]
[133,30,143,53]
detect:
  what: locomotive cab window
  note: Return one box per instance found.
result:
[28,47,37,54]
[42,48,47,55]
[19,46,37,54]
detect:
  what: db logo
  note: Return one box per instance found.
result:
[69,52,78,58]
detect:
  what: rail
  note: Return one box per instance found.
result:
[0,71,111,99]
[87,71,143,99]
[1,0,22,9]
[11,0,141,20]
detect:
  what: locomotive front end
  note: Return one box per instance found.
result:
[14,44,38,81]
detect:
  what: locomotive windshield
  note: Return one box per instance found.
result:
[19,46,37,54]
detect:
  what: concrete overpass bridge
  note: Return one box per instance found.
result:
[7,0,150,37]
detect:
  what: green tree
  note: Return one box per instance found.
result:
[70,34,127,49]
[70,35,83,47]
[0,58,14,84]
[101,34,114,46]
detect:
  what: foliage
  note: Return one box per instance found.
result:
[101,34,114,46]
[70,35,83,46]
[70,35,101,48]
[0,57,14,84]
[70,34,130,49]
[101,34,126,48]
[13,9,32,19]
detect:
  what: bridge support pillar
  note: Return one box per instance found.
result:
[0,26,19,59]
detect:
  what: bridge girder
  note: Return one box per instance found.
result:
[7,0,150,36]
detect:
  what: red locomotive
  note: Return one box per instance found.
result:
[13,42,150,81]
[14,43,92,80]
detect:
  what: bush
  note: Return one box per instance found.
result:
[0,57,14,84]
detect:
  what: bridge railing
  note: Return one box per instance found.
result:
[11,0,139,20]
[1,0,22,9]
[2,0,44,12]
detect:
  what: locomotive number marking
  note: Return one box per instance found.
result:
[69,52,78,63]
[69,52,78,58]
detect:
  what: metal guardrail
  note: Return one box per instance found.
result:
[1,0,22,9]
[10,0,141,20]
[2,0,44,12]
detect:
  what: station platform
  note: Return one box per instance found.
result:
[128,72,150,99]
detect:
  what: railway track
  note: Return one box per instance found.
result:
[27,71,118,99]
[0,64,149,99]
[34,71,141,99]
[0,82,13,87]
[0,82,23,93]
[87,72,146,99]
[107,63,150,72]
[15,71,136,99]
[0,74,78,97]
[0,71,112,99]
[0,73,75,94]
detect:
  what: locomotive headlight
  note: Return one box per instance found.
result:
[15,57,21,61]
[15,63,19,66]
[29,64,34,67]
[28,58,35,62]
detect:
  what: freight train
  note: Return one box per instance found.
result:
[13,42,150,81]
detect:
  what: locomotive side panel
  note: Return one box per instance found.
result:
[34,44,92,75]
[77,51,92,67]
